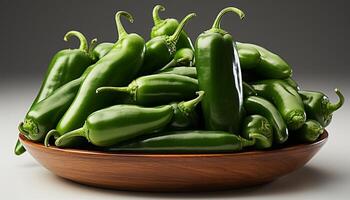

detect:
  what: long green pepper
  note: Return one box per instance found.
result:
[55,11,145,140]
[195,7,244,133]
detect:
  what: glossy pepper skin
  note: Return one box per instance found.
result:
[48,92,204,147]
[18,66,94,142]
[195,7,244,133]
[284,77,300,91]
[293,120,324,143]
[138,13,196,75]
[158,66,197,78]
[251,79,306,130]
[242,115,273,149]
[97,74,198,106]
[151,5,194,51]
[107,131,254,153]
[298,89,344,127]
[15,32,96,155]
[92,42,114,60]
[237,42,292,79]
[158,48,194,71]
[56,11,145,136]
[244,96,288,144]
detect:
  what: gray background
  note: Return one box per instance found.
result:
[1,0,349,199]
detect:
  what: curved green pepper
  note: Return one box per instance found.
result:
[56,11,145,138]
[15,32,96,155]
[293,120,324,143]
[158,66,197,78]
[47,92,204,147]
[242,81,257,98]
[96,74,198,106]
[158,48,194,71]
[92,42,114,60]
[139,13,196,75]
[242,115,273,149]
[284,77,300,91]
[106,131,254,153]
[298,89,344,127]
[252,79,306,130]
[151,5,194,51]
[195,7,244,133]
[237,42,292,79]
[244,96,288,144]
[18,66,94,142]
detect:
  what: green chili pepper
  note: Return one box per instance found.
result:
[151,5,194,51]
[47,92,204,147]
[195,7,244,133]
[55,11,145,138]
[242,115,273,149]
[96,74,198,106]
[242,81,257,98]
[92,42,114,60]
[106,131,254,153]
[158,48,194,71]
[284,77,300,91]
[15,32,97,155]
[244,96,288,144]
[251,79,306,130]
[237,42,292,79]
[18,65,94,143]
[293,120,324,143]
[158,66,197,78]
[298,89,344,127]
[138,13,196,75]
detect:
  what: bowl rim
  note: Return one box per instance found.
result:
[19,131,328,158]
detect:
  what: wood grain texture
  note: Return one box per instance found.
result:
[19,132,328,192]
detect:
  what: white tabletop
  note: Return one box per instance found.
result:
[1,78,349,200]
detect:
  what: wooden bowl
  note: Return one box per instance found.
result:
[19,132,328,192]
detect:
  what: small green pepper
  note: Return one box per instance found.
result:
[284,77,300,91]
[106,131,254,153]
[158,48,194,71]
[151,5,194,51]
[158,66,197,78]
[298,89,344,127]
[244,96,288,144]
[56,11,145,138]
[293,120,324,143]
[47,92,204,147]
[195,7,244,133]
[252,79,306,130]
[242,115,273,149]
[96,74,198,106]
[139,13,196,75]
[237,42,292,79]
[92,42,114,60]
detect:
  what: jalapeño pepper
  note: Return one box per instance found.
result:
[195,7,244,133]
[151,5,194,51]
[298,88,344,127]
[294,120,324,143]
[158,48,194,71]
[158,66,197,78]
[242,115,273,149]
[56,11,145,137]
[92,42,114,60]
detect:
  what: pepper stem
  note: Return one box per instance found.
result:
[180,91,205,114]
[152,5,165,25]
[96,86,131,94]
[211,7,245,30]
[327,88,345,113]
[55,128,86,147]
[44,130,61,147]
[88,38,98,59]
[168,13,196,44]
[241,137,255,148]
[158,59,177,71]
[64,31,88,52]
[115,11,134,41]
[18,122,29,137]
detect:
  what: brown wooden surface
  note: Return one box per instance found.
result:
[19,132,328,192]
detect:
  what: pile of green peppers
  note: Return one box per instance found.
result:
[15,6,344,155]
